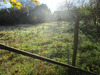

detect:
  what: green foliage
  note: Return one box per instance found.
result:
[0,4,52,25]
[0,22,72,74]
[0,22,100,74]
[78,38,100,74]
[79,41,98,52]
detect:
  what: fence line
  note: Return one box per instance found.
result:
[0,43,98,75]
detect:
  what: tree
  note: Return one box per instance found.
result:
[79,0,100,38]
[2,0,39,9]
[72,0,100,66]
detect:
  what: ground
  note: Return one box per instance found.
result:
[0,22,100,75]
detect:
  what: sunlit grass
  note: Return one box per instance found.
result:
[0,22,100,74]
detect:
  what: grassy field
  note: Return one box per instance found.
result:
[0,22,100,75]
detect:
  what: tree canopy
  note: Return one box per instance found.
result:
[2,0,39,9]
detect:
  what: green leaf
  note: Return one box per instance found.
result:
[87,67,90,71]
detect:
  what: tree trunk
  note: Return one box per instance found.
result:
[72,15,79,66]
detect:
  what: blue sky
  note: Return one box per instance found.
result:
[0,2,11,9]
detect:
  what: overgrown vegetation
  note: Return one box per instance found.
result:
[0,0,100,75]
[0,4,52,25]
[0,22,100,74]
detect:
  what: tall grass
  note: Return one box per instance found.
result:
[0,22,100,74]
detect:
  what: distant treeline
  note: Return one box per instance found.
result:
[0,4,53,25]
[0,3,100,38]
[0,4,76,26]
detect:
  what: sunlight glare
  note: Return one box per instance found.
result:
[38,0,70,13]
